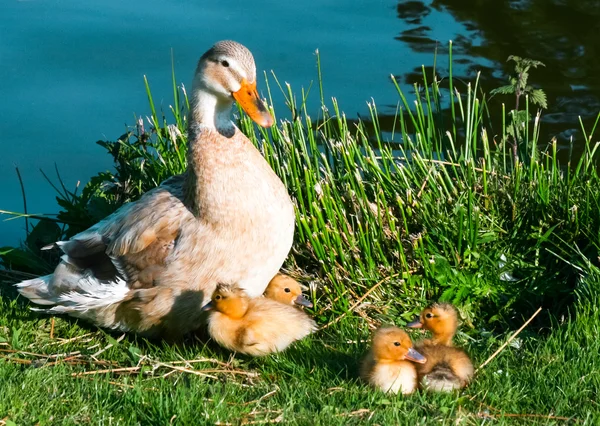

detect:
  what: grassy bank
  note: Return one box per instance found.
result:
[1,44,600,423]
[0,266,598,424]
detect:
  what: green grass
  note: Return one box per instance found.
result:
[1,43,600,423]
[1,268,599,424]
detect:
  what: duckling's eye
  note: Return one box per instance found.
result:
[221,60,230,67]
[425,313,434,319]
[284,288,291,293]
[215,295,222,300]
[393,341,401,347]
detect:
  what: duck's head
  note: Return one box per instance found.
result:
[202,283,249,319]
[407,302,458,344]
[191,40,273,130]
[371,326,426,364]
[264,274,313,308]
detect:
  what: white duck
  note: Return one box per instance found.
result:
[16,41,295,339]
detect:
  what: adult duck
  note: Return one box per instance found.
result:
[16,40,295,338]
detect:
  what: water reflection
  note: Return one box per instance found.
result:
[1,0,599,245]
[392,0,600,147]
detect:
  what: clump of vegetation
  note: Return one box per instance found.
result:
[491,55,548,161]
[2,44,600,331]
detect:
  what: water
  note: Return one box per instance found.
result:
[1,0,599,246]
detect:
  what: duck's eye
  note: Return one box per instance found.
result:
[284,288,291,293]
[215,295,222,300]
[221,60,229,67]
[393,341,401,347]
[426,313,434,319]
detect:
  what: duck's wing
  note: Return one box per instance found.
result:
[17,175,189,308]
[61,175,187,283]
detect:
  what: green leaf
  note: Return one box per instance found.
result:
[0,246,50,274]
[25,219,62,252]
[490,85,515,96]
[530,89,548,109]
[128,345,143,360]
[106,335,120,347]
[11,327,22,350]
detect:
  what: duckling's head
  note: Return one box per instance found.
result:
[264,274,313,308]
[407,303,458,344]
[202,283,250,319]
[192,40,273,128]
[371,326,426,364]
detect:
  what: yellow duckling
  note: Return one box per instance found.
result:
[263,273,313,307]
[203,283,316,356]
[360,326,426,394]
[407,303,474,392]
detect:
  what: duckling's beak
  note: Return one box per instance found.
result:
[294,294,313,308]
[407,318,423,329]
[406,347,427,364]
[232,79,274,128]
[201,301,214,311]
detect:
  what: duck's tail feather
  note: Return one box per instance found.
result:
[15,261,130,314]
[35,276,129,315]
[15,275,56,305]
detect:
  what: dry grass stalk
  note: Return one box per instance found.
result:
[321,273,400,330]
[476,307,542,373]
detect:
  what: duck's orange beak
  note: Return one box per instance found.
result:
[232,79,274,128]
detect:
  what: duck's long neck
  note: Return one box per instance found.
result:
[184,88,235,215]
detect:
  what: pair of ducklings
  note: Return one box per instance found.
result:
[361,303,474,394]
[202,274,316,356]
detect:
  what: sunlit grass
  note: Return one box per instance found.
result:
[1,41,600,424]
[1,264,599,424]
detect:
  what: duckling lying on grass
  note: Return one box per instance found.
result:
[264,273,313,307]
[360,326,426,394]
[407,303,474,392]
[203,283,316,356]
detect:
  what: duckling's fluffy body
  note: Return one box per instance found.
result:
[411,343,473,391]
[408,303,474,391]
[360,326,426,394]
[206,284,316,356]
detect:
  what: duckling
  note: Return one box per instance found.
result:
[407,303,474,392]
[264,273,313,308]
[360,326,426,394]
[203,283,316,356]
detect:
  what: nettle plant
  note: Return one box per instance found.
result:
[491,56,547,161]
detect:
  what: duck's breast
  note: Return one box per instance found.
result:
[372,362,418,394]
[166,132,295,298]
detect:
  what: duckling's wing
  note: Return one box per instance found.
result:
[16,176,188,309]
[239,328,261,348]
[416,345,473,391]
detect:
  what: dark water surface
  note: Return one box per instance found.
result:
[1,0,599,245]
